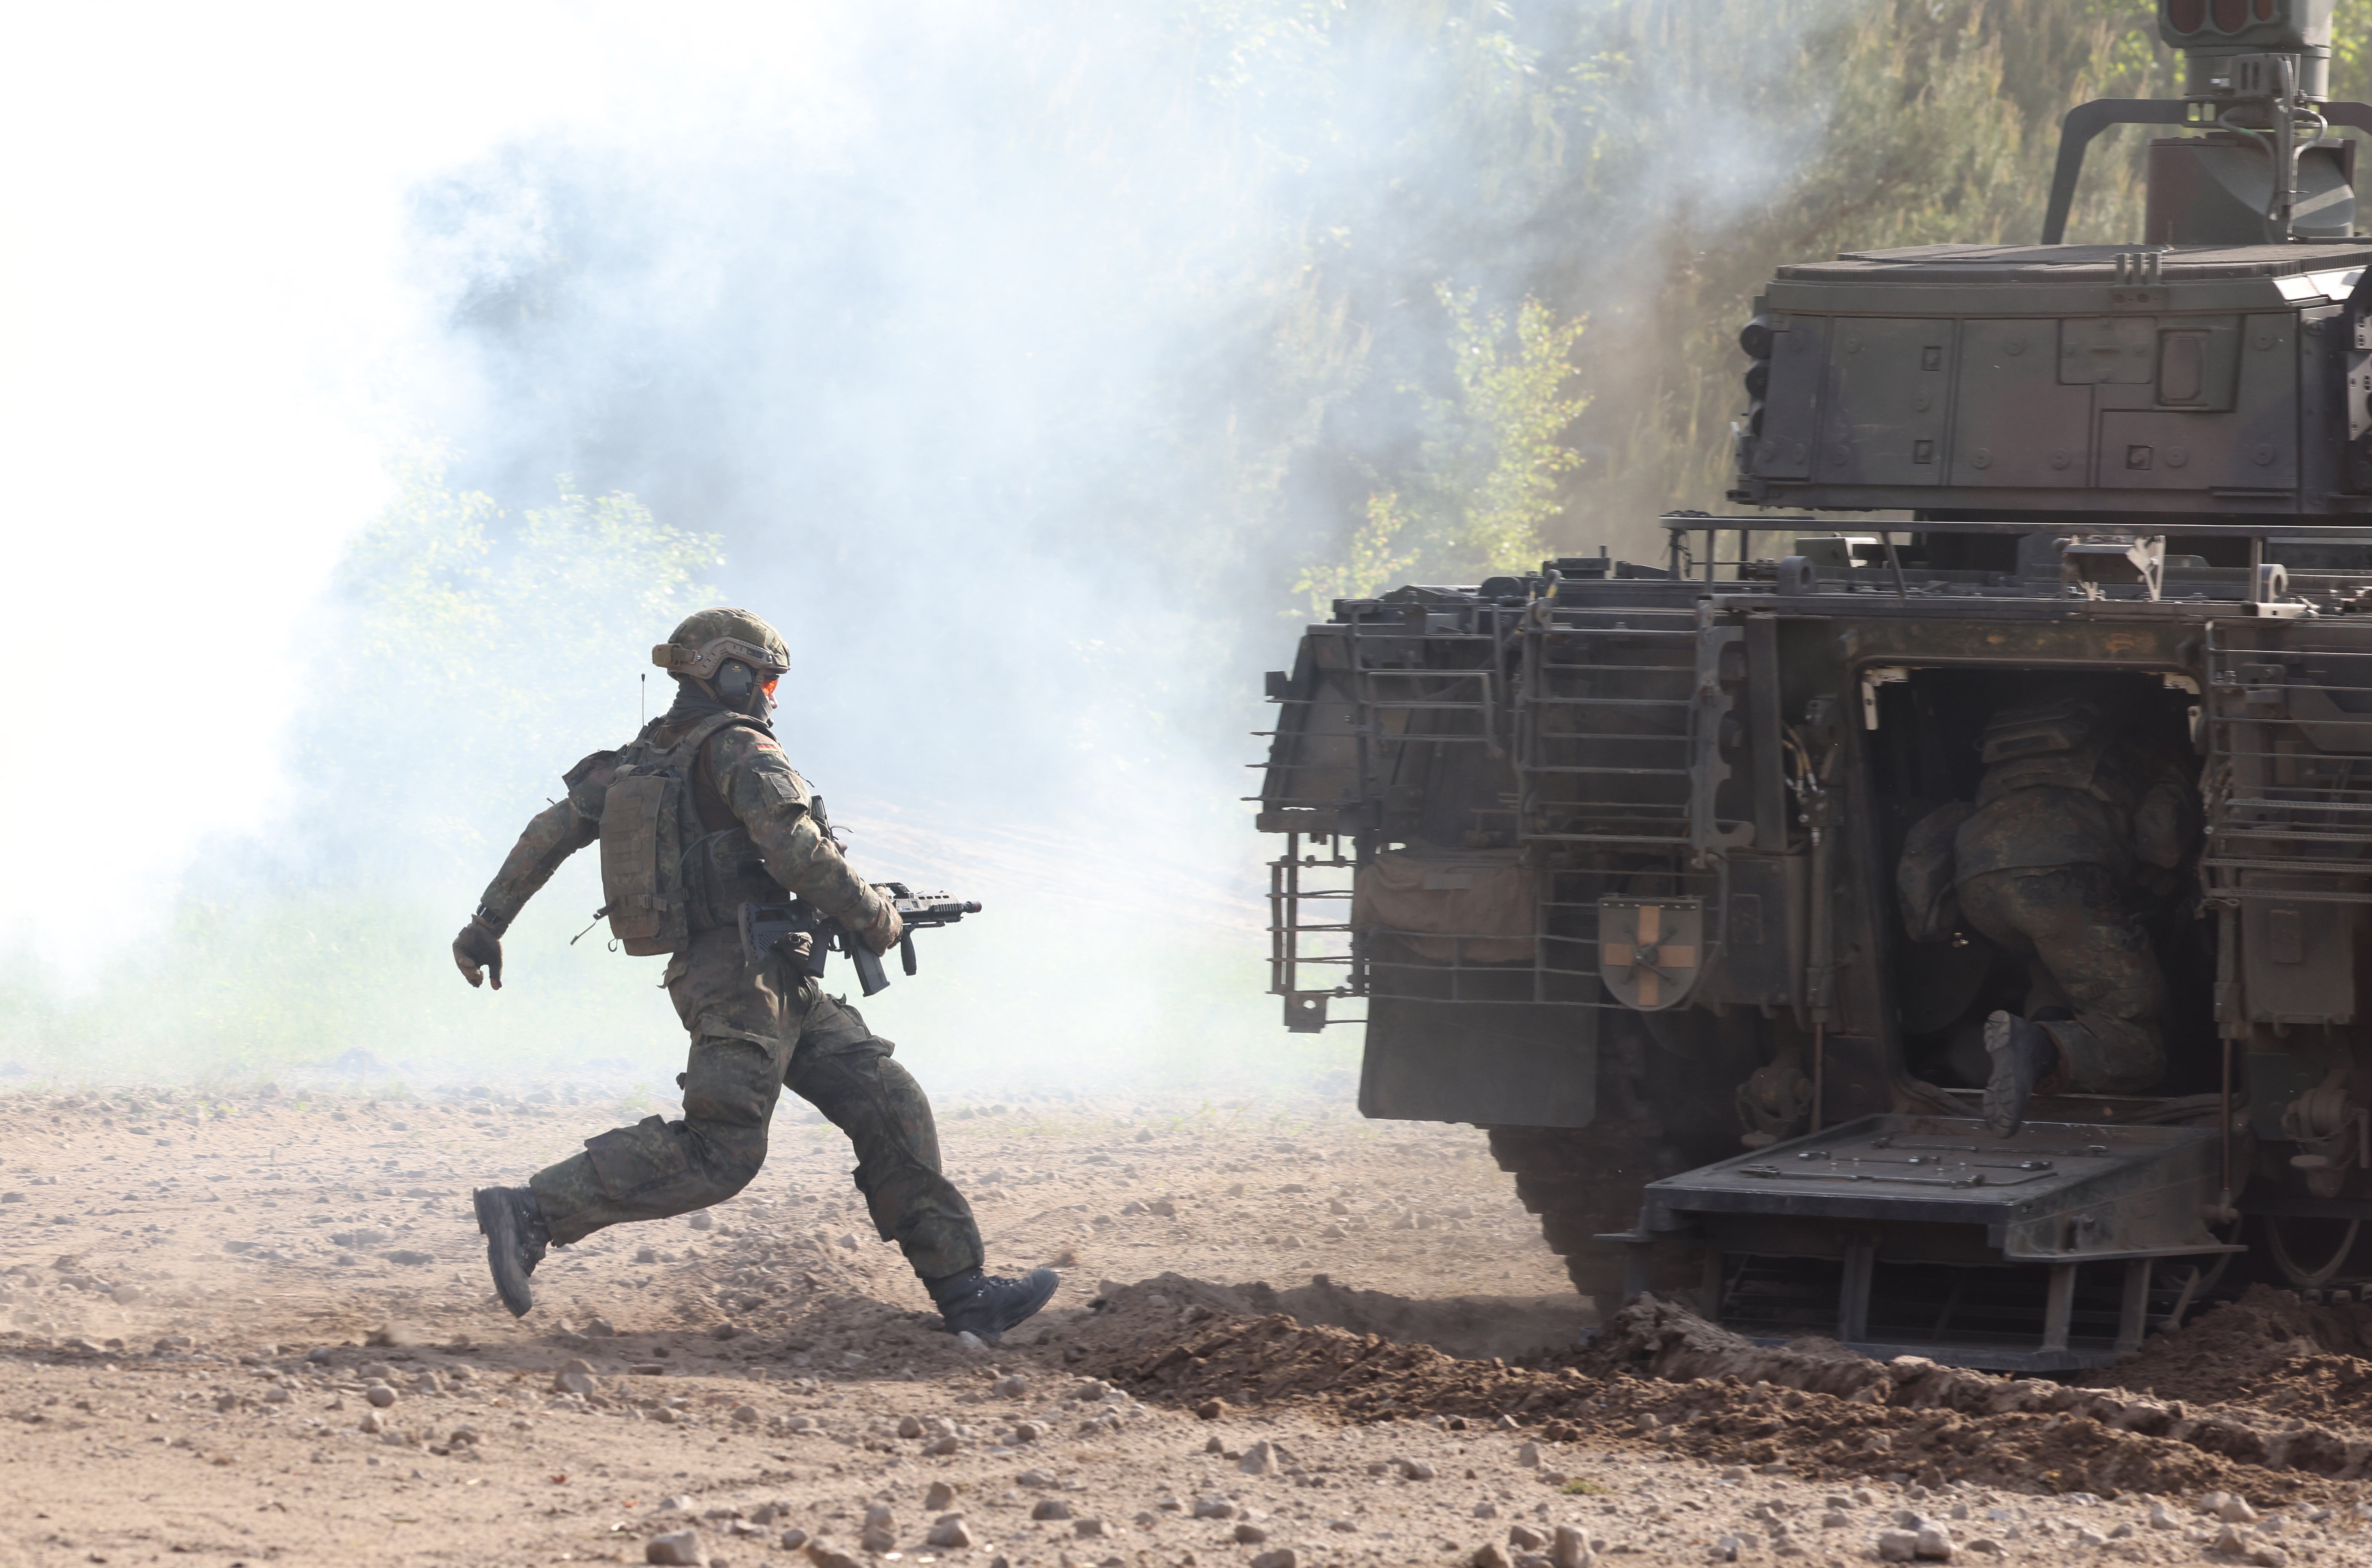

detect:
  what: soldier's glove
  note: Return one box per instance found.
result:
[859,897,905,958]
[453,915,505,990]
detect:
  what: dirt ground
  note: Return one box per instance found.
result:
[6,1084,2372,1568]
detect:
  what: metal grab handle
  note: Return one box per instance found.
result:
[2042,100,2186,244]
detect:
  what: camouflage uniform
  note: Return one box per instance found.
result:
[1950,705,2198,1095]
[472,706,983,1287]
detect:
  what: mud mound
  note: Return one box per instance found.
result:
[1590,1296,2372,1493]
[1082,1271,1578,1361]
[1076,1275,1598,1420]
[1257,1276,1583,1360]
[1586,1291,1893,1402]
[1078,1280,2372,1504]
[2092,1284,2372,1419]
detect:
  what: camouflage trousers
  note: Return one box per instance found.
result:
[528,925,983,1286]
[1956,864,2167,1095]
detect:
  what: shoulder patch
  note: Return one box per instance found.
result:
[706,721,778,754]
[562,750,621,817]
[713,728,811,812]
[562,749,621,789]
[756,770,806,810]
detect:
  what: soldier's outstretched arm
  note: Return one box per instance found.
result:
[454,775,605,990]
[707,726,901,952]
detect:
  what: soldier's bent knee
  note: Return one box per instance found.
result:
[688,1122,770,1197]
[682,1035,786,1130]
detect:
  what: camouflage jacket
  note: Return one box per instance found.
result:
[473,716,887,940]
[1956,734,2199,882]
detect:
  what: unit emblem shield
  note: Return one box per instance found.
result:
[1598,896,1704,1011]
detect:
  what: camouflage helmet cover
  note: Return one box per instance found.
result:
[1979,693,2107,765]
[651,607,791,680]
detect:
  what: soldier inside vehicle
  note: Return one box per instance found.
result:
[1891,676,2206,1135]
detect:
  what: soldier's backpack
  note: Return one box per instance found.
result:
[567,711,762,957]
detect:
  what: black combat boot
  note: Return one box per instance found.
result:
[473,1186,551,1317]
[1981,1011,2059,1138]
[930,1267,1059,1343]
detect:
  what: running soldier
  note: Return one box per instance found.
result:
[452,608,1056,1340]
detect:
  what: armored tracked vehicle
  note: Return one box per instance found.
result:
[1256,0,2372,1369]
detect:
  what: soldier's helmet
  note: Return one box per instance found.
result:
[651,608,791,682]
[1979,692,2109,765]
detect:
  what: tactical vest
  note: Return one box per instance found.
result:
[572,712,782,956]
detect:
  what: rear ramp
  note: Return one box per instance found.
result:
[1609,1114,2240,1372]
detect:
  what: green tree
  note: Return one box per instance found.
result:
[303,455,720,867]
[2333,0,2372,99]
[0,461,724,1080]
[1297,285,1587,606]
[1247,0,2181,584]
[1294,489,1420,610]
[1544,0,2171,551]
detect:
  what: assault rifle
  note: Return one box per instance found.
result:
[737,883,982,997]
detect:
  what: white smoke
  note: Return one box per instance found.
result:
[0,1,853,971]
[0,0,1821,1094]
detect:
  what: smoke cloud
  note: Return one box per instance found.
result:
[1,2,1824,1095]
